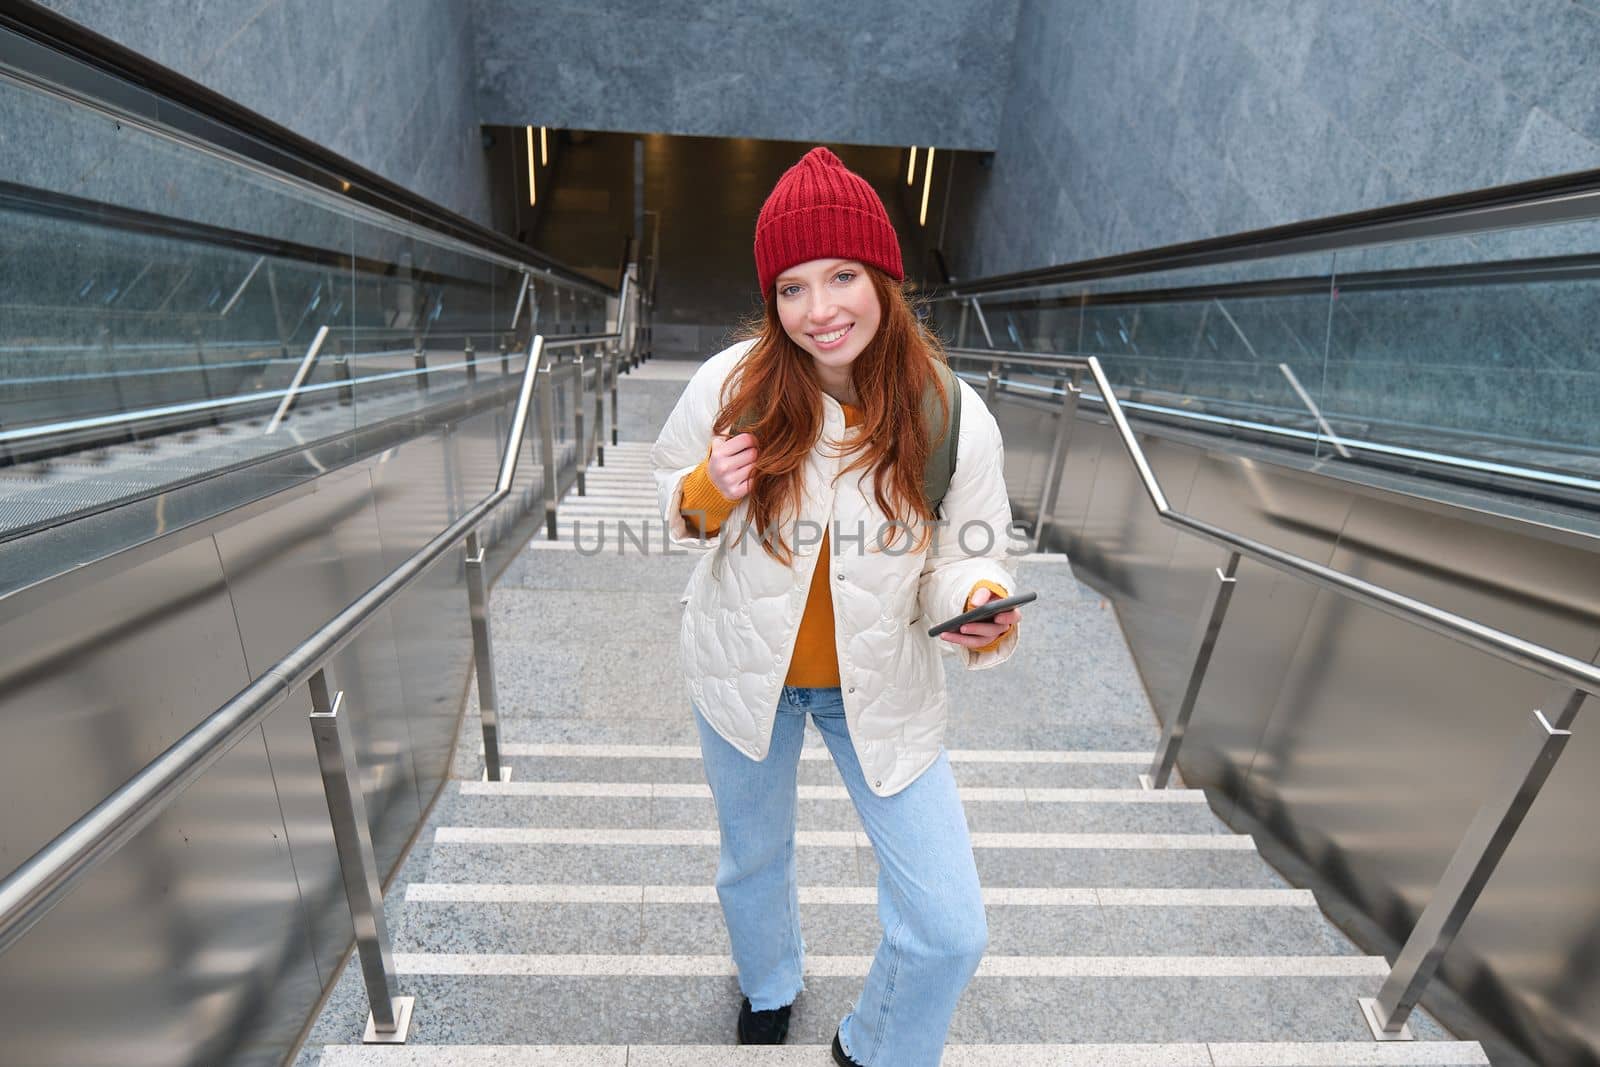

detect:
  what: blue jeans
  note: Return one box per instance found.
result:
[693,685,987,1066]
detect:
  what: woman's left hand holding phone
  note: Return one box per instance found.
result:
[939,585,1023,648]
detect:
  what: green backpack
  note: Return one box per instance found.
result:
[733,361,962,518]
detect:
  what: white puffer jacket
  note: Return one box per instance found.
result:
[652,340,1023,796]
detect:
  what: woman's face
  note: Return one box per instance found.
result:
[774,258,882,384]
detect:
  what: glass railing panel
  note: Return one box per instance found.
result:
[1318,218,1600,483]
[583,290,608,334]
[534,280,566,335]
[934,251,1341,449]
[339,222,539,443]
[1080,288,1332,427]
[935,219,1600,508]
[0,203,356,462]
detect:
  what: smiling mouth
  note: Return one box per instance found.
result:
[813,324,852,345]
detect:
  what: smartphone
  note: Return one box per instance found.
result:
[926,591,1037,638]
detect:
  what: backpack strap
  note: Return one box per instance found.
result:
[920,361,960,519]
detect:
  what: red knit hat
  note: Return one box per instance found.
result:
[754,146,904,296]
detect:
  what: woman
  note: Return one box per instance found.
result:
[650,147,1025,1066]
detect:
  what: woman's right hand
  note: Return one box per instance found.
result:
[707,432,758,500]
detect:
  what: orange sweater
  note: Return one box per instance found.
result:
[679,403,1008,686]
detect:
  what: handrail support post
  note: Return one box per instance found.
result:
[1143,550,1241,790]
[1361,698,1579,1040]
[594,345,607,468]
[574,350,588,497]
[1033,378,1080,551]
[539,365,559,540]
[307,669,414,1043]
[464,531,507,782]
[610,340,621,446]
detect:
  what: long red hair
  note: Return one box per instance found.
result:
[712,266,951,565]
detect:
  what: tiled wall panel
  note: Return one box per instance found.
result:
[37,0,493,225]
[951,0,1600,278]
[469,0,1022,151]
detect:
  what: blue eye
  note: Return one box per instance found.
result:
[779,284,801,298]
[835,271,855,284]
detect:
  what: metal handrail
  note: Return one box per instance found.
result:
[543,332,622,350]
[941,353,1600,499]
[936,169,1600,301]
[0,345,510,446]
[0,332,546,961]
[4,334,516,365]
[958,341,1594,1041]
[931,249,1600,313]
[958,345,1600,697]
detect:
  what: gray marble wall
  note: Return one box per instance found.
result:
[948,0,1600,279]
[470,0,1021,150]
[36,0,493,226]
[939,1,1600,464]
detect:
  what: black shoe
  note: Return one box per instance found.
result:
[737,997,791,1044]
[832,1028,864,1066]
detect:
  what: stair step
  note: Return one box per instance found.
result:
[483,714,1130,753]
[498,553,700,593]
[558,501,656,511]
[498,743,1154,764]
[435,827,1254,850]
[436,780,1224,834]
[556,502,659,512]
[425,828,1288,890]
[405,884,1314,906]
[302,971,1459,1047]
[395,887,1352,957]
[398,953,1387,977]
[318,1043,1490,1066]
[554,498,660,509]
[479,744,1156,789]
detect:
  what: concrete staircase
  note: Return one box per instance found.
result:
[295,381,1489,1065]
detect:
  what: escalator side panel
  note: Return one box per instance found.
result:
[0,536,317,1067]
[212,462,421,984]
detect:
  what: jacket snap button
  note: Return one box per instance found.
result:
[847,686,855,693]
[874,780,882,788]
